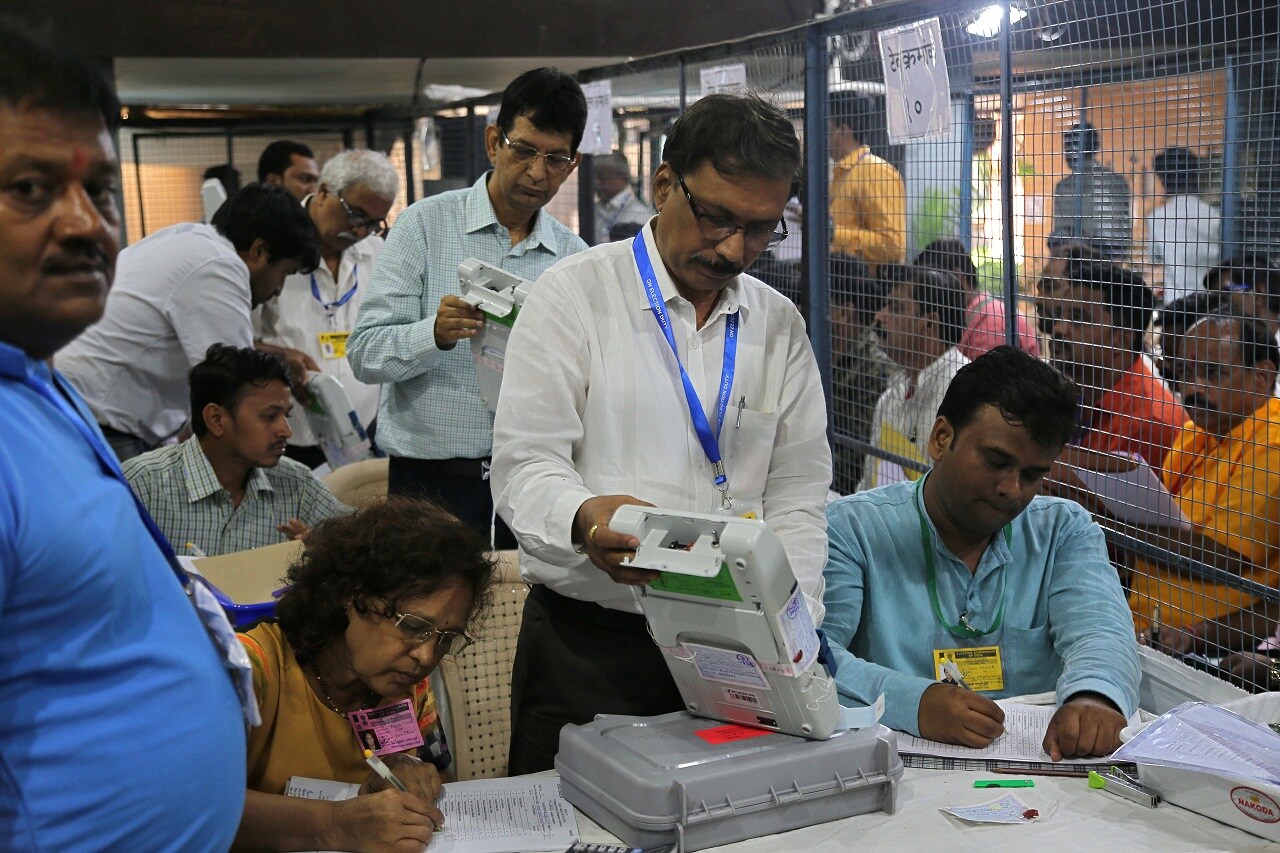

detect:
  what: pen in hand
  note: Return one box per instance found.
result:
[364,749,443,831]
[941,660,1008,736]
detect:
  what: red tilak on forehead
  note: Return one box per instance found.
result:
[70,147,89,177]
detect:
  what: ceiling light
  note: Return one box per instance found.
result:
[965,4,1028,38]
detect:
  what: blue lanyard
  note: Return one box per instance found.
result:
[311,264,359,315]
[2,361,186,584]
[632,231,738,506]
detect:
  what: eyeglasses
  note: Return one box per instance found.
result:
[388,609,475,656]
[335,190,388,237]
[499,129,578,175]
[675,174,788,249]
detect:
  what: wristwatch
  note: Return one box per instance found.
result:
[1266,658,1280,692]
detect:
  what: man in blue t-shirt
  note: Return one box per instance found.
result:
[0,21,244,850]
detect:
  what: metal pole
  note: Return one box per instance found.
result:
[1221,54,1242,260]
[579,155,597,245]
[132,132,146,237]
[403,120,416,205]
[805,23,832,414]
[678,58,688,113]
[959,93,975,249]
[1000,0,1018,346]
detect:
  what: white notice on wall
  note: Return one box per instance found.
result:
[580,80,614,155]
[877,17,951,143]
[699,63,748,98]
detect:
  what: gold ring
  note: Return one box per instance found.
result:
[587,524,599,543]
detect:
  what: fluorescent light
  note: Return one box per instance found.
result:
[966,4,1028,38]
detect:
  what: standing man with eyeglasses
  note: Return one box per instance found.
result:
[491,93,831,773]
[349,68,587,544]
[255,149,397,468]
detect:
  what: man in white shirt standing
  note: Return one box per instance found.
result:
[857,264,969,491]
[255,149,397,468]
[58,183,320,461]
[491,93,831,773]
[1147,146,1221,305]
[593,151,653,244]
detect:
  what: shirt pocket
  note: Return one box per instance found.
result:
[723,407,780,502]
[997,622,1061,695]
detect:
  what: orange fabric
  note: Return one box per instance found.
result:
[1129,397,1280,629]
[238,622,439,795]
[1077,357,1188,473]
[829,147,906,266]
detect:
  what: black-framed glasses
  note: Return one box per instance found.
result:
[335,190,388,237]
[388,609,475,656]
[499,129,578,175]
[675,173,788,249]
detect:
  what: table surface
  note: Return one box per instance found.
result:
[566,766,1272,852]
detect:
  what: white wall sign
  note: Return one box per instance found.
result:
[699,63,748,98]
[877,17,951,143]
[580,80,614,155]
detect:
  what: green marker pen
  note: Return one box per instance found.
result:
[974,779,1035,788]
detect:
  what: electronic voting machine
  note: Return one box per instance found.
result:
[554,507,902,852]
[457,258,533,412]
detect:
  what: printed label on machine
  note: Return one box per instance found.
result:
[719,685,772,713]
[685,642,770,690]
[774,584,820,673]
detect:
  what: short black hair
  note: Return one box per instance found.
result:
[830,254,885,328]
[188,344,290,437]
[0,17,120,130]
[663,93,802,196]
[276,498,497,663]
[1062,259,1155,353]
[938,346,1080,449]
[495,67,588,153]
[879,263,968,347]
[1160,289,1230,339]
[202,163,240,195]
[257,140,315,182]
[1151,146,1203,197]
[210,182,320,273]
[1204,254,1280,316]
[916,237,978,293]
[827,90,877,144]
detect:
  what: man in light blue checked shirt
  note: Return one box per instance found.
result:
[348,67,587,547]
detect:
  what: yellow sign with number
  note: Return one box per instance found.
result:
[933,645,1004,692]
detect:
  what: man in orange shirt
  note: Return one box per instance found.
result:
[1044,258,1186,471]
[827,91,905,268]
[1127,311,1280,655]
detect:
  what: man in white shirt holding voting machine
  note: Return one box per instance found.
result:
[492,92,831,774]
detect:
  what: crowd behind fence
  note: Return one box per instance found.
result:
[121,0,1280,692]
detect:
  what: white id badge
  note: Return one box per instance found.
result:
[188,574,260,727]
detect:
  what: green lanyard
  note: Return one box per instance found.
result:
[914,477,1012,640]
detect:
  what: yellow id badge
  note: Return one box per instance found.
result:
[317,331,350,359]
[933,646,1004,692]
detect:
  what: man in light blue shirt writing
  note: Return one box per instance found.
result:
[348,68,587,547]
[823,346,1139,760]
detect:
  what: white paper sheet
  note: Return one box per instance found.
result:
[1113,701,1280,786]
[286,774,579,853]
[1064,455,1190,529]
[895,703,1123,765]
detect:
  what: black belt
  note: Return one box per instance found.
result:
[389,455,491,479]
[528,584,650,636]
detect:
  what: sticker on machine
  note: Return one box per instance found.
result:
[718,685,773,713]
[684,643,771,690]
[774,583,820,673]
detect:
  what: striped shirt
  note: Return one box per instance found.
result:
[123,438,350,556]
[347,173,587,460]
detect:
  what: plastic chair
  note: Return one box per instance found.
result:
[437,550,527,780]
[321,457,389,507]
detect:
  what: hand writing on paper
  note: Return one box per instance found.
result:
[359,752,444,803]
[574,494,658,585]
[1043,693,1125,761]
[434,295,484,349]
[918,682,1006,748]
[329,787,444,852]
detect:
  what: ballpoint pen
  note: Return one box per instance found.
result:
[364,749,444,831]
[185,542,207,559]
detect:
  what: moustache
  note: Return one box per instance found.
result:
[1183,395,1218,413]
[42,244,111,275]
[692,254,744,277]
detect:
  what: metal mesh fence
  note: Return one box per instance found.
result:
[116,0,1280,694]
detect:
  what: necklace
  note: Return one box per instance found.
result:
[309,660,377,715]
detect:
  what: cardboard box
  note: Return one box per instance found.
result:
[1139,764,1280,842]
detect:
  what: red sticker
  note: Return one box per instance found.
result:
[694,723,774,745]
